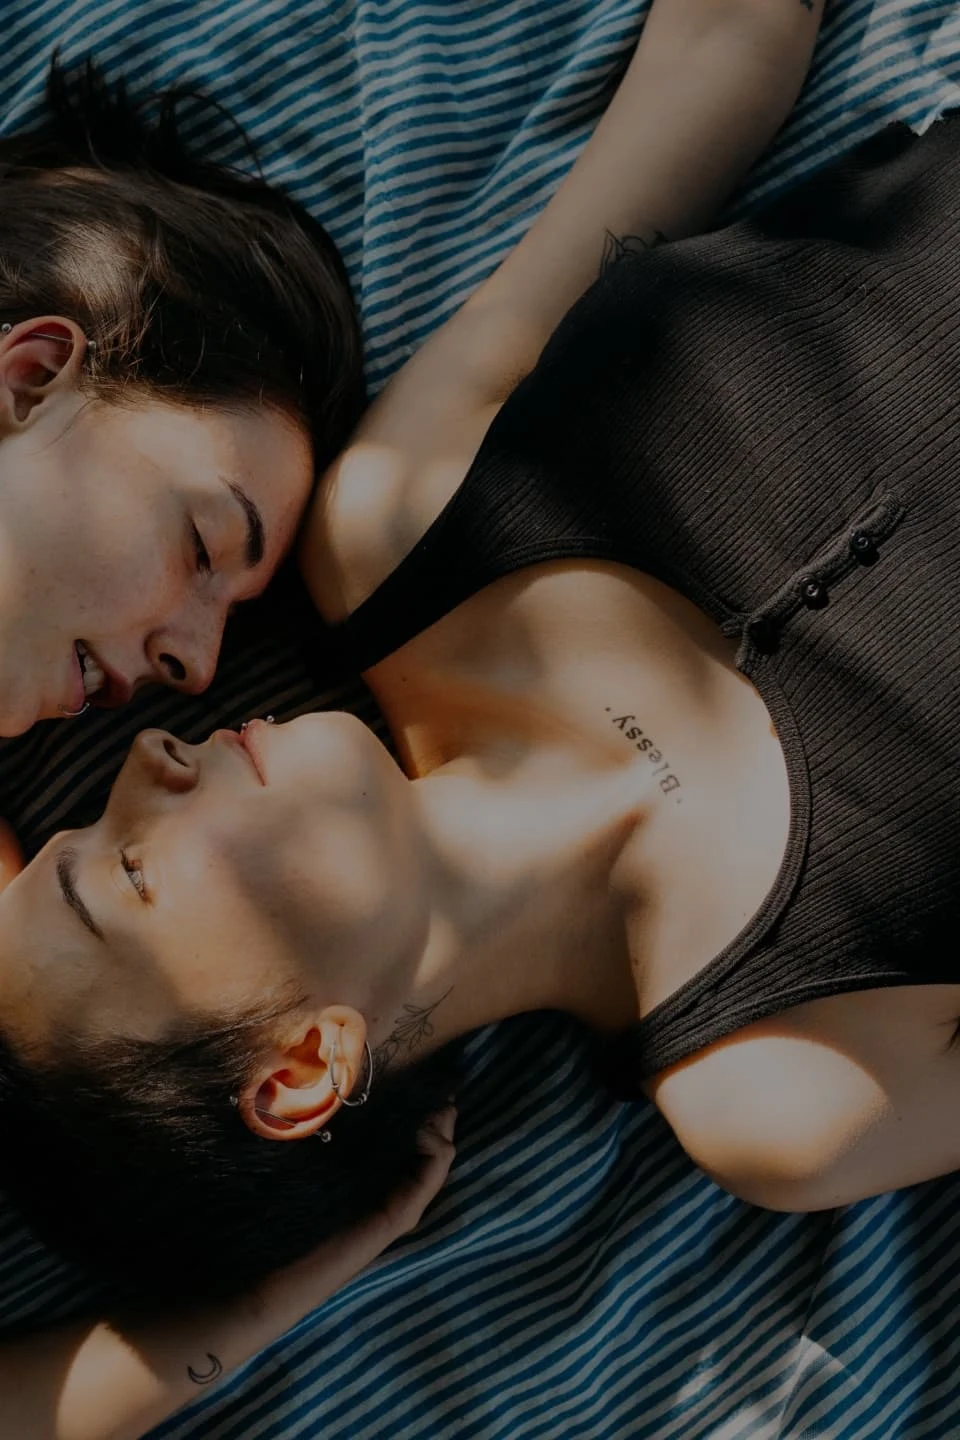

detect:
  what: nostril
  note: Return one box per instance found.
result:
[162,737,189,767]
[159,653,187,684]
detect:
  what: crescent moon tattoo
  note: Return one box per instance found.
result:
[187,1353,224,1385]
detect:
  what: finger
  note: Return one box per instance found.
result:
[424,1102,458,1135]
[415,1104,457,1153]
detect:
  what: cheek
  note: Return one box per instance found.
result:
[215,797,417,969]
[53,515,182,626]
[17,434,185,628]
[157,853,296,1011]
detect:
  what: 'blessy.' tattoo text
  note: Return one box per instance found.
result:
[606,709,682,804]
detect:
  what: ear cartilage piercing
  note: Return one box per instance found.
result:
[330,1039,375,1108]
[254,1106,299,1130]
[230,1093,334,1143]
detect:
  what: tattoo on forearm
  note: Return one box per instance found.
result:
[605,709,682,804]
[187,1353,224,1386]
[375,988,454,1071]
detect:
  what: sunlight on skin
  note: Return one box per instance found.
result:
[0,819,23,894]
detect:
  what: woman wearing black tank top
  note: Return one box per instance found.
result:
[10,5,952,1436]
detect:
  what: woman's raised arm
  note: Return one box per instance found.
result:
[305,0,824,617]
[442,0,826,402]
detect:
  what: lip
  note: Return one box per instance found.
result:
[67,646,87,713]
[239,719,270,784]
[213,727,266,784]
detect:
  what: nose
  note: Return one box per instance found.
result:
[129,729,200,795]
[144,606,225,696]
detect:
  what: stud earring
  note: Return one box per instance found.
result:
[240,715,275,734]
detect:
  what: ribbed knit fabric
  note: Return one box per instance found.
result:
[335,114,960,1087]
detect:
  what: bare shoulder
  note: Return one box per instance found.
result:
[647,985,960,1209]
[300,327,505,625]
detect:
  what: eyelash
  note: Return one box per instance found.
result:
[121,850,148,901]
[191,523,212,576]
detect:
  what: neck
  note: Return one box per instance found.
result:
[372,756,642,1070]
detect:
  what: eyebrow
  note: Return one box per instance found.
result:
[56,847,105,943]
[221,478,265,570]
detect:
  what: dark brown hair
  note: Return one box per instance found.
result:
[0,1004,461,1307]
[0,55,365,471]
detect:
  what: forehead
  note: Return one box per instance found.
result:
[0,844,128,1053]
[70,394,311,515]
[0,820,297,1056]
[0,846,175,1056]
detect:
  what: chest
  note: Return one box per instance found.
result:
[369,558,793,1017]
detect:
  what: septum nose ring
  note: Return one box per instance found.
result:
[58,702,90,718]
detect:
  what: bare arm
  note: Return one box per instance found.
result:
[446,0,826,400]
[305,0,825,616]
[0,1107,455,1440]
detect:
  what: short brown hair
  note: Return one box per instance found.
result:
[0,55,365,471]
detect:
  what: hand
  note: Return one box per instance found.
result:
[259,1103,458,1317]
[0,818,24,895]
[378,1101,459,1240]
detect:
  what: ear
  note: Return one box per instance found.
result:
[239,1004,368,1143]
[0,318,90,435]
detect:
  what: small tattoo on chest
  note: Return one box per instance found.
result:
[605,709,682,804]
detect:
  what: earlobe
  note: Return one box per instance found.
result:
[0,318,90,435]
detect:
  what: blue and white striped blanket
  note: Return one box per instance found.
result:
[1,2,960,1436]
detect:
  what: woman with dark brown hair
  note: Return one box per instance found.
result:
[0,59,364,744]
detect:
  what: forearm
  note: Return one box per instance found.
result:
[0,1106,456,1440]
[456,0,824,392]
[0,1227,387,1440]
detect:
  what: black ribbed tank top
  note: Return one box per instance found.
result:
[333,117,960,1089]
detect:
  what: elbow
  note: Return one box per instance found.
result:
[679,1124,850,1213]
[703,1160,840,1213]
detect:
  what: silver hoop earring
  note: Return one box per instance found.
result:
[58,701,90,719]
[330,1038,374,1107]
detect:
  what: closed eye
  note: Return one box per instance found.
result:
[191,522,212,576]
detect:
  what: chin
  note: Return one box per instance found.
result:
[0,698,39,738]
[264,711,400,797]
